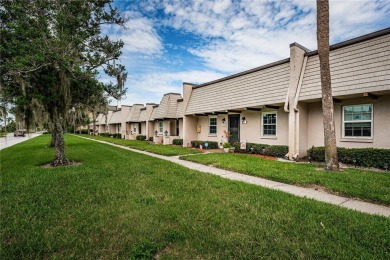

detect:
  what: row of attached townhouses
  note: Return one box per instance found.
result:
[91,28,390,160]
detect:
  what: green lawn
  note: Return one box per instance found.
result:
[78,134,201,156]
[1,135,389,259]
[180,153,390,205]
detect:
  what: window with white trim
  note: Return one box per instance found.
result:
[159,121,163,134]
[262,112,277,136]
[343,104,372,137]
[209,117,217,135]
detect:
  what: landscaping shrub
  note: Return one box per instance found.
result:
[79,129,89,134]
[308,146,390,169]
[148,137,153,142]
[136,135,146,141]
[191,140,219,149]
[99,133,110,137]
[173,139,183,145]
[111,133,122,139]
[233,142,288,158]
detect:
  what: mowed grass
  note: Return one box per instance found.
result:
[1,135,389,259]
[180,153,390,205]
[78,134,201,156]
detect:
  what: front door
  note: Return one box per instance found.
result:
[228,114,240,144]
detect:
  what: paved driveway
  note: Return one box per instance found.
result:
[0,132,43,150]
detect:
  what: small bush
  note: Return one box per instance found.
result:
[100,133,121,138]
[308,146,390,169]
[232,142,288,158]
[42,131,51,134]
[222,142,231,148]
[191,140,219,149]
[80,129,89,134]
[172,139,183,145]
[148,137,153,142]
[136,135,146,141]
[111,133,121,139]
[266,145,289,158]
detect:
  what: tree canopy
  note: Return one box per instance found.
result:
[0,0,127,165]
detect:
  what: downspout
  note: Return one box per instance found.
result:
[293,56,308,111]
[284,89,290,112]
[291,56,308,159]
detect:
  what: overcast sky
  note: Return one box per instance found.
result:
[101,0,390,106]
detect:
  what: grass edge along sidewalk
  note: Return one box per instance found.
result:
[1,135,390,259]
[76,134,390,217]
[76,134,201,156]
[179,153,390,206]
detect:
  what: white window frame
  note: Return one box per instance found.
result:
[342,104,373,139]
[158,121,163,134]
[209,116,217,136]
[261,111,277,137]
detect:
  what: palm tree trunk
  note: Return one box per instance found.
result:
[317,0,339,171]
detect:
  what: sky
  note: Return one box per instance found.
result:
[101,0,390,106]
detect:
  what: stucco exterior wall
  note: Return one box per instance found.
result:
[196,115,223,144]
[183,115,198,147]
[140,122,146,135]
[189,109,289,146]
[297,103,309,157]
[307,95,390,149]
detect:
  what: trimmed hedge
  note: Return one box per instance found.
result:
[173,139,183,145]
[191,140,219,149]
[111,133,122,139]
[79,129,89,134]
[99,133,121,138]
[148,137,153,142]
[233,142,288,158]
[136,135,146,141]
[308,146,390,169]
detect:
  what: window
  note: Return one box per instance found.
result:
[159,121,163,134]
[209,117,217,135]
[343,104,372,137]
[262,112,277,136]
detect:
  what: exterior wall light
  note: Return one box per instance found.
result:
[241,117,247,124]
[164,130,168,136]
[222,118,226,124]
[155,130,158,136]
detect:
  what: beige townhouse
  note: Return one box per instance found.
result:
[182,28,390,159]
[151,93,184,144]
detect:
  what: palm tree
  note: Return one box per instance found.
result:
[316,0,339,171]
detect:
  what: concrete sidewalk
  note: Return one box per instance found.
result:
[75,135,390,218]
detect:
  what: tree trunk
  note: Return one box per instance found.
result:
[50,132,56,147]
[317,0,339,171]
[51,119,70,166]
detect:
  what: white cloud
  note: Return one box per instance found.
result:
[121,70,226,104]
[104,11,162,55]
[156,0,390,73]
